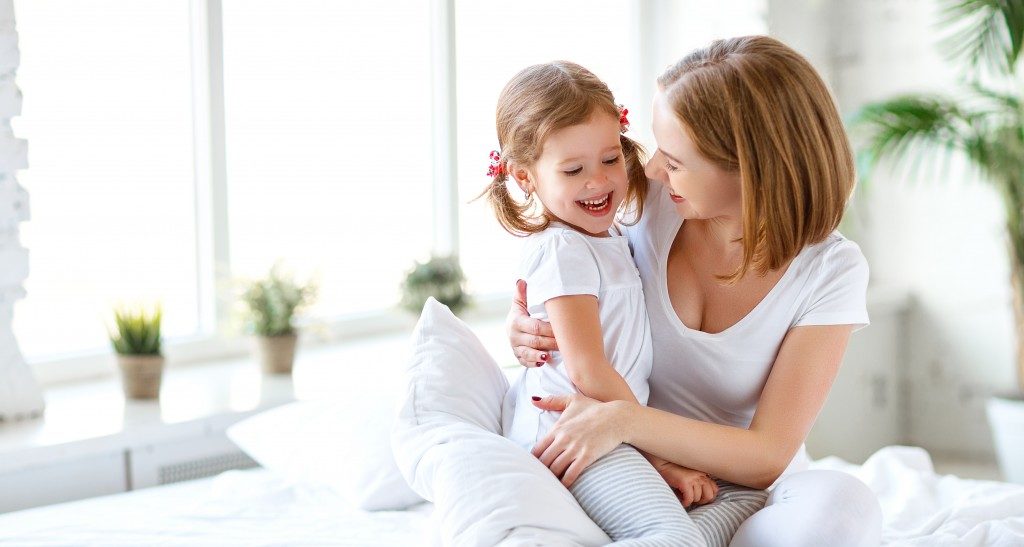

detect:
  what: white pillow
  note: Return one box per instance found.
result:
[227,397,423,511]
[391,297,610,545]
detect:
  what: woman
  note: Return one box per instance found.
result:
[508,36,883,546]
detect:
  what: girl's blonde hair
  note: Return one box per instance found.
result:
[658,35,855,283]
[482,61,647,237]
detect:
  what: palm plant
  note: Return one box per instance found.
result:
[852,0,1024,394]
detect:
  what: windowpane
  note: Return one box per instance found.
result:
[222,0,434,318]
[12,0,198,360]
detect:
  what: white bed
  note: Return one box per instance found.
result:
[1,445,1022,546]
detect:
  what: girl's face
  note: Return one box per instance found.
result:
[515,112,627,237]
[645,89,742,221]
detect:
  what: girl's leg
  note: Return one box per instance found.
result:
[569,444,706,547]
[728,469,882,547]
[687,480,768,547]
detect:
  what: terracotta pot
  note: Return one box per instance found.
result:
[256,332,298,374]
[116,354,165,400]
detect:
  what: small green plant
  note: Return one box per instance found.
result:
[239,262,318,337]
[400,255,469,315]
[108,304,163,356]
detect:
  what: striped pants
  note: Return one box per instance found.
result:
[569,444,768,547]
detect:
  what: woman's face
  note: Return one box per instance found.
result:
[645,89,742,221]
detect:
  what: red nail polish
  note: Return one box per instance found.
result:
[535,362,544,367]
[532,396,541,401]
[540,353,549,361]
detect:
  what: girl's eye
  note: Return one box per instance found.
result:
[563,167,583,176]
[603,156,621,165]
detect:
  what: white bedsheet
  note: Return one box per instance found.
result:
[1,446,1022,546]
[0,468,435,546]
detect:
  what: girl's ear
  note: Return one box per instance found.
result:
[508,163,534,195]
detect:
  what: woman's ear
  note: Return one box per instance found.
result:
[508,163,534,195]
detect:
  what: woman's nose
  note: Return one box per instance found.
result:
[644,152,666,183]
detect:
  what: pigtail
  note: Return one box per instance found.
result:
[618,134,648,226]
[472,157,548,238]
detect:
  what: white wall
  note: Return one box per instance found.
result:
[771,0,1016,461]
[0,0,42,421]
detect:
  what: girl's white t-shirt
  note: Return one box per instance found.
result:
[621,180,870,476]
[502,222,653,452]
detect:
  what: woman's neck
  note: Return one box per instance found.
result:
[699,216,744,258]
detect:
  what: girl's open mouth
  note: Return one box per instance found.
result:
[575,192,612,216]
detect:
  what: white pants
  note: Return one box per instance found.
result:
[730,470,883,547]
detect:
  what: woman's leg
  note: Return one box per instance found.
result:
[569,444,706,546]
[687,480,768,547]
[729,469,883,547]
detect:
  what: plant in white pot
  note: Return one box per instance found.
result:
[852,0,1024,482]
[108,304,164,400]
[239,263,318,375]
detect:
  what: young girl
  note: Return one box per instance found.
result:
[482,61,764,546]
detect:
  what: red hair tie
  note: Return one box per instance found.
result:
[618,105,630,133]
[486,150,504,177]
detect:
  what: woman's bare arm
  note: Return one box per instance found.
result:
[507,279,558,367]
[532,323,854,489]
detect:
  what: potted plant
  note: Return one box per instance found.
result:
[852,0,1024,482]
[108,303,164,400]
[239,262,318,375]
[400,255,469,316]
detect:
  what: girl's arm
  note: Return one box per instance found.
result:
[543,293,719,507]
[531,323,854,489]
[543,294,637,404]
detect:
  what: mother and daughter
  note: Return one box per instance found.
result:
[477,35,882,546]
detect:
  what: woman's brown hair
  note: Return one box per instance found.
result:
[481,61,647,237]
[658,35,855,282]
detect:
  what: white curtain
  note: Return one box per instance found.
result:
[0,0,42,421]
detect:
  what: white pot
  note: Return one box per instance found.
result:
[987,395,1024,484]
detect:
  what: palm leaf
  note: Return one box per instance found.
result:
[939,0,1024,76]
[851,95,980,185]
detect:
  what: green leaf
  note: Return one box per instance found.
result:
[939,0,1024,77]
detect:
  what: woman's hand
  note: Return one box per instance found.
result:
[507,279,558,367]
[530,393,629,487]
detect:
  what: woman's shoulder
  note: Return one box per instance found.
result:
[799,232,868,276]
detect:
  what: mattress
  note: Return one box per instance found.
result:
[1,445,1022,546]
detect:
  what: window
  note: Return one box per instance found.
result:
[9,0,767,372]
[12,1,198,359]
[221,0,435,318]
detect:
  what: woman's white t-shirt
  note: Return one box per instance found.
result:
[621,180,870,476]
[502,222,653,452]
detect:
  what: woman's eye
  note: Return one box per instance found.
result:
[603,156,621,165]
[563,167,583,176]
[665,161,679,172]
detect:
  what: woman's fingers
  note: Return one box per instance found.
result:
[561,455,590,488]
[550,450,574,479]
[510,315,557,349]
